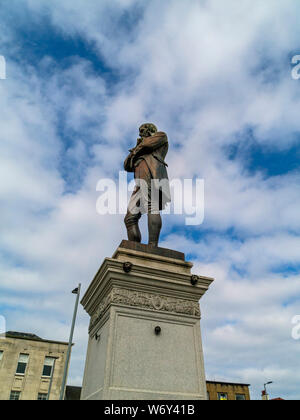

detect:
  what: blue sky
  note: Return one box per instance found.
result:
[1,0,300,400]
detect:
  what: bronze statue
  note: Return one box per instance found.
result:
[124,123,171,247]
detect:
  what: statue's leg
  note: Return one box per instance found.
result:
[148,213,162,247]
[147,183,162,247]
[124,183,143,243]
[124,211,142,243]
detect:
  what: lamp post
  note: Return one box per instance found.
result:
[59,283,81,400]
[262,381,273,400]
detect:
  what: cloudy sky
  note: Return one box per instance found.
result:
[1,0,300,400]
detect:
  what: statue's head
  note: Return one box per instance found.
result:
[139,123,157,138]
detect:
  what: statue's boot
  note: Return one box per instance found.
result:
[148,213,162,247]
[126,223,142,243]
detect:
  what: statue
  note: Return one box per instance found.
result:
[124,123,171,247]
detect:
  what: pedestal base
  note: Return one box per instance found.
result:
[80,241,214,400]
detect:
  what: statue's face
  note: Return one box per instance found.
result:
[139,123,157,138]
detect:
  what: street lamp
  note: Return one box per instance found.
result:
[59,283,81,400]
[263,381,273,400]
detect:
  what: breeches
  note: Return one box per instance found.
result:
[124,160,163,228]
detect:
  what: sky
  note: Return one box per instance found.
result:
[0,0,300,400]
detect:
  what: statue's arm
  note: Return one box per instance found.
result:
[124,153,135,172]
[123,137,143,172]
[124,132,168,172]
[135,132,168,155]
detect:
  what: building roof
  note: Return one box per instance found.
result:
[5,331,42,340]
[2,331,69,346]
[206,380,250,387]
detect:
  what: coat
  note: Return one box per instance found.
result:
[124,131,171,209]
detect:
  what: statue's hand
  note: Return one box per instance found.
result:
[124,139,144,172]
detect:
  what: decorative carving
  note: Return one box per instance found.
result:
[191,275,199,286]
[89,288,200,331]
[123,262,133,273]
[154,326,162,335]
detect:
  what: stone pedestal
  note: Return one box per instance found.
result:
[80,241,214,400]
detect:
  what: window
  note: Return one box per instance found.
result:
[218,392,228,400]
[0,350,3,361]
[42,356,55,377]
[236,394,246,400]
[10,391,21,400]
[16,354,29,375]
[37,393,48,400]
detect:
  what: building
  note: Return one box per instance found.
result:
[206,380,251,400]
[0,331,69,400]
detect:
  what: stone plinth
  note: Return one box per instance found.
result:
[80,241,214,400]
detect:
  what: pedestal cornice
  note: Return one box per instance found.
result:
[81,244,214,334]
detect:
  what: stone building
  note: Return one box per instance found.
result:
[206,380,251,400]
[0,331,69,400]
